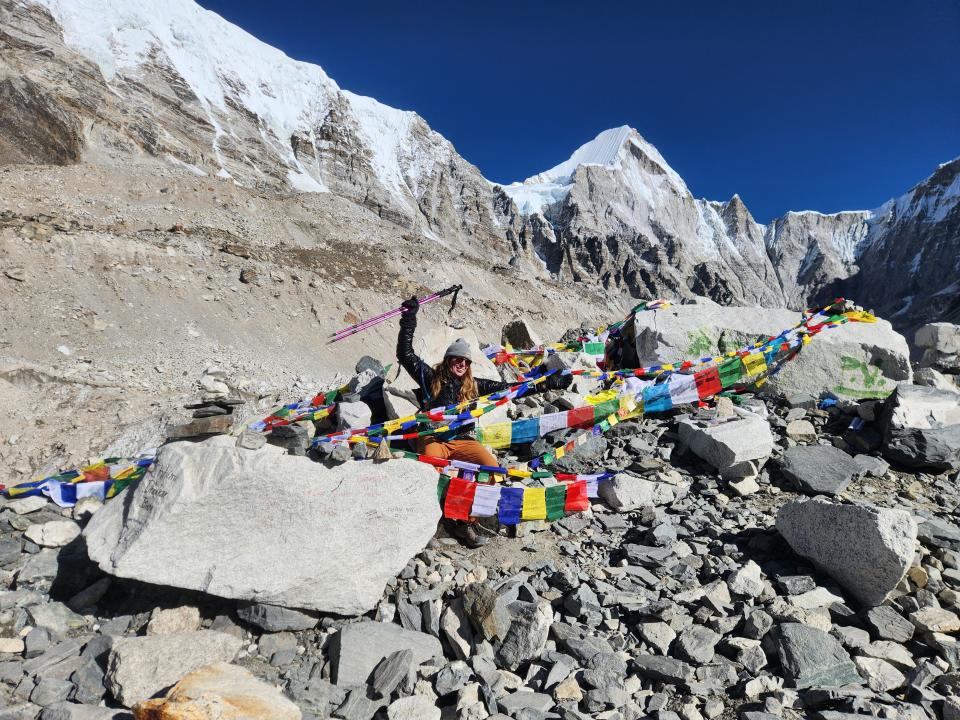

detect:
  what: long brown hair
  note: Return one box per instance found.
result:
[430,358,478,404]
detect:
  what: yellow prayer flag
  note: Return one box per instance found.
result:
[521,487,547,520]
[555,446,566,459]
[844,310,877,323]
[479,422,512,449]
[742,352,767,377]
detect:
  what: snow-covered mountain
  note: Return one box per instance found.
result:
[499,127,959,334]
[2,0,506,253]
[2,0,957,336]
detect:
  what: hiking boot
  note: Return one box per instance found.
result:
[444,519,488,549]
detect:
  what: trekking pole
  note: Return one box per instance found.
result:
[327,285,462,344]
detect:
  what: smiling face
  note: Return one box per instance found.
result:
[447,355,471,378]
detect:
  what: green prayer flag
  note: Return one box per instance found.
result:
[545,484,567,520]
[437,474,451,504]
[592,398,619,422]
[718,357,744,389]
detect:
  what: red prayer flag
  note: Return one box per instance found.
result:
[444,477,477,521]
[567,406,594,429]
[694,366,722,399]
[564,480,589,512]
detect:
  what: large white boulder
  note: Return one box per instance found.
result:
[776,498,917,607]
[628,299,911,399]
[83,436,442,614]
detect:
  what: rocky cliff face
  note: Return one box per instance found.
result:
[0,0,510,259]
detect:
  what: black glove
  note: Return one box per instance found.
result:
[545,372,572,391]
[401,295,419,314]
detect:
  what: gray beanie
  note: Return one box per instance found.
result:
[444,338,472,362]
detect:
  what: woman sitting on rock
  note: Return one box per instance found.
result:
[397,295,570,548]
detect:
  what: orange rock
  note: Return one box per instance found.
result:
[134,663,300,720]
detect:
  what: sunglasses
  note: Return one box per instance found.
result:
[448,357,471,366]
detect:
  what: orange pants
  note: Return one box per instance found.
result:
[416,437,498,467]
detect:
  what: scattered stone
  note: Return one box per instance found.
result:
[598,475,679,511]
[910,607,960,634]
[639,622,676,655]
[776,497,917,606]
[23,521,81,548]
[105,631,243,706]
[26,602,85,636]
[83,437,442,614]
[779,445,862,495]
[330,621,442,687]
[632,654,694,684]
[728,560,764,598]
[772,623,862,689]
[853,454,889,478]
[133,662,300,719]
[387,694,440,720]
[785,419,817,443]
[462,583,511,642]
[146,606,201,635]
[6,497,47,515]
[237,603,318,632]
[865,605,914,642]
[494,600,551,671]
[675,625,720,664]
[0,637,25,654]
[371,649,413,699]
[853,656,906,693]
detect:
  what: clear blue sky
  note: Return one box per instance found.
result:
[198,0,959,222]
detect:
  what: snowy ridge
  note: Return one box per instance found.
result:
[31,0,450,206]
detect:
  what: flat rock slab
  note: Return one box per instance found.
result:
[678,414,773,479]
[780,445,862,495]
[106,631,243,706]
[133,662,300,719]
[597,475,680,511]
[773,623,863,689]
[330,621,442,688]
[879,383,960,471]
[83,436,442,614]
[776,498,916,607]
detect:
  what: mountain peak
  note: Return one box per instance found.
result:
[525,125,634,185]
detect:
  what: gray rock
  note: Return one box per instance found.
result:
[853,454,889,478]
[463,583,511,642]
[337,401,373,431]
[83,437,442,614]
[440,598,474,661]
[330,621,442,687]
[237,602,319,632]
[267,423,311,456]
[677,413,773,480]
[865,605,914,643]
[675,625,720,664]
[26,603,85,637]
[495,601,552,671]
[334,687,381,720]
[916,322,960,371]
[779,445,862,495]
[638,622,676,655]
[497,690,553,713]
[597,475,678,511]
[772,623,862,688]
[104,631,242,706]
[0,538,21,567]
[776,497,917,607]
[879,383,960,471]
[917,515,960,550]
[259,632,297,666]
[29,677,73,706]
[387,694,440,720]
[40,703,132,720]
[66,578,111,613]
[632,654,694,684]
[69,658,106,704]
[371,649,413,698]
